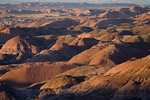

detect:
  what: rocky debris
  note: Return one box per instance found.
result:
[37,88,56,100]
[41,75,82,90]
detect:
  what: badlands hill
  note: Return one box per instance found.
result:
[0,63,78,87]
[0,36,42,63]
[33,55,150,100]
[26,37,98,63]
[69,40,149,66]
[19,19,80,28]
[0,5,150,100]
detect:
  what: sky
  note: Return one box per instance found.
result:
[0,0,150,5]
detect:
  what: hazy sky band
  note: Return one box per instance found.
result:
[0,0,150,5]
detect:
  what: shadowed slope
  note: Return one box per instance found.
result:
[0,36,43,63]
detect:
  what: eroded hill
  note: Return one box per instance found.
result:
[0,4,150,100]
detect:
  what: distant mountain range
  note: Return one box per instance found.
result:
[0,0,150,5]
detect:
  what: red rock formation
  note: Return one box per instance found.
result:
[0,36,41,54]
[46,56,150,100]
[0,63,78,87]
[69,40,149,66]
[0,36,42,63]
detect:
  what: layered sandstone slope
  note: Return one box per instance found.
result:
[74,55,150,100]
[0,63,78,87]
[0,36,41,54]
[38,56,150,100]
[40,65,111,90]
[35,65,111,99]
[69,39,149,66]
[0,36,43,63]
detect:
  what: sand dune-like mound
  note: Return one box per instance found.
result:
[0,63,77,87]
[0,36,41,54]
[29,65,111,90]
